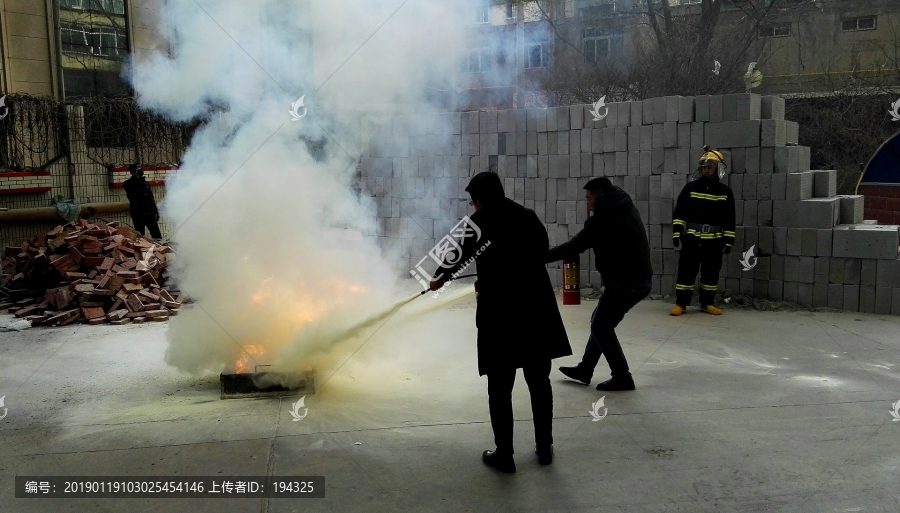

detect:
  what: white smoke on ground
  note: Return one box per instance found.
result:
[128,0,469,377]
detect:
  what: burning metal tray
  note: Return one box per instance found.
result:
[219,369,315,399]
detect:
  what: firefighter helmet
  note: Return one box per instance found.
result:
[698,145,727,179]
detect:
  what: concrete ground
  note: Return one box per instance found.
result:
[1,289,899,513]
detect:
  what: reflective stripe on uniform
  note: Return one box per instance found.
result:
[700,283,718,291]
[675,284,694,290]
[673,219,686,226]
[689,192,727,201]
[684,229,724,239]
[723,231,735,237]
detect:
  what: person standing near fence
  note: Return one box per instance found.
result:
[123,163,162,240]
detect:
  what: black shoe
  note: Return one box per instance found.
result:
[482,450,516,474]
[559,366,591,385]
[535,445,553,465]
[595,377,635,391]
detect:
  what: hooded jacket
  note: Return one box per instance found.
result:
[123,174,160,221]
[547,185,653,287]
[440,197,572,375]
[672,174,736,248]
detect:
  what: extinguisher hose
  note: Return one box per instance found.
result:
[418,273,478,295]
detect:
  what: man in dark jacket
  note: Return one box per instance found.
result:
[670,147,736,316]
[547,177,652,392]
[430,171,571,474]
[123,163,162,240]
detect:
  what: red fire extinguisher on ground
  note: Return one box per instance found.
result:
[562,258,580,305]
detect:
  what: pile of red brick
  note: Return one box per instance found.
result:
[0,219,185,326]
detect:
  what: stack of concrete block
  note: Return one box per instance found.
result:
[355,93,900,315]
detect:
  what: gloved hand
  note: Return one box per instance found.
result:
[723,245,732,254]
[672,237,680,249]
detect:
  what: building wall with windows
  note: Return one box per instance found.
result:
[0,0,172,248]
[462,0,900,108]
[756,0,900,95]
[0,0,167,99]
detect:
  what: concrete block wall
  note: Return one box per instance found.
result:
[359,93,900,315]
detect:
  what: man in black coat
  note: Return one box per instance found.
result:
[123,163,162,240]
[547,177,652,392]
[430,171,571,474]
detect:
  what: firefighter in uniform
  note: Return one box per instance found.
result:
[670,146,736,316]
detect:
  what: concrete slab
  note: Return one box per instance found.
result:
[838,195,865,225]
[832,225,900,260]
[761,95,786,120]
[1,291,899,512]
[812,170,837,198]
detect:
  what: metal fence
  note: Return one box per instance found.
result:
[0,93,199,173]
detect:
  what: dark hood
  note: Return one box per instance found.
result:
[593,185,633,214]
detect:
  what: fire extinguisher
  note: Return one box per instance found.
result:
[562,258,580,305]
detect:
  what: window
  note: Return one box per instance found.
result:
[476,5,489,24]
[506,2,515,19]
[759,22,791,38]
[61,23,127,57]
[58,0,131,98]
[842,16,876,32]
[579,5,613,17]
[61,0,125,14]
[583,28,621,62]
[525,33,550,69]
[465,46,491,73]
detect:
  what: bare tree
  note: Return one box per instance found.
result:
[783,14,900,194]
[527,0,793,104]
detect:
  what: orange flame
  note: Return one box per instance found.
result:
[231,344,264,374]
[234,276,372,372]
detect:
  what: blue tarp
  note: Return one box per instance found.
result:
[863,130,900,184]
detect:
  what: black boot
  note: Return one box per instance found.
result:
[595,375,635,391]
[535,445,553,465]
[482,450,516,473]
[559,366,592,385]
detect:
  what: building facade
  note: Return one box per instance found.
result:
[0,0,167,99]
[0,0,171,246]
[459,0,900,109]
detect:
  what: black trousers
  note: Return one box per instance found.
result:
[133,215,162,240]
[577,280,651,380]
[486,359,553,455]
[675,239,724,306]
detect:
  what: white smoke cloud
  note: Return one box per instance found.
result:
[128,0,472,378]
